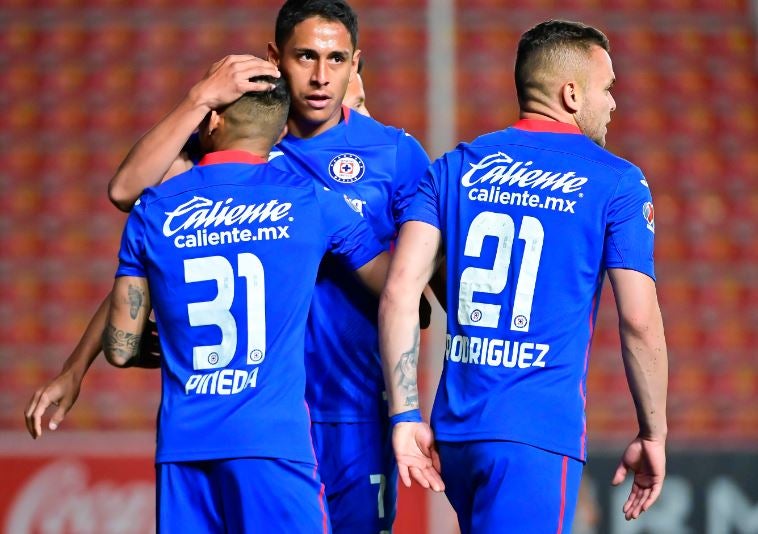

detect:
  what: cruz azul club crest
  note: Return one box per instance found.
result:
[329,153,365,184]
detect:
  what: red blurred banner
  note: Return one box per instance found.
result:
[0,432,433,534]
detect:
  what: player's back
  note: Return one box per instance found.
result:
[425,121,655,460]
[120,151,370,464]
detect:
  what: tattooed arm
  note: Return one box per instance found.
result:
[103,276,152,368]
[379,221,444,492]
[380,221,439,414]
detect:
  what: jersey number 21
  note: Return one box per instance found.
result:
[458,212,544,332]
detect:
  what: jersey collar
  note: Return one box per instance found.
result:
[512,119,582,135]
[198,150,268,166]
[342,105,352,124]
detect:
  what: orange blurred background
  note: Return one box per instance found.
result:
[0,0,755,532]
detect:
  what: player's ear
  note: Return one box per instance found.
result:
[350,49,362,82]
[561,81,581,113]
[267,42,280,67]
[207,110,222,136]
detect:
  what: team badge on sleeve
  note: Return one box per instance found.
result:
[329,153,365,184]
[642,202,655,233]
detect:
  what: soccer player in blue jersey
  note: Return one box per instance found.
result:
[26,2,429,532]
[102,76,390,532]
[379,20,668,533]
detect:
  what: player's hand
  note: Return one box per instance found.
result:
[392,421,445,492]
[190,55,281,110]
[611,435,666,520]
[24,369,83,439]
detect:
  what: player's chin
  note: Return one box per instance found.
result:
[300,104,342,125]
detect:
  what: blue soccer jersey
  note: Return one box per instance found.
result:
[401,119,656,461]
[270,107,430,423]
[115,150,384,464]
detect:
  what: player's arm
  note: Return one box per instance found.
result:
[379,220,444,492]
[102,276,151,368]
[607,268,668,520]
[108,55,279,211]
[24,293,109,438]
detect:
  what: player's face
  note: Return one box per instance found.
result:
[269,16,359,138]
[344,73,370,117]
[575,46,616,147]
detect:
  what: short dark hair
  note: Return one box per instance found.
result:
[515,20,610,106]
[275,0,359,51]
[221,75,290,147]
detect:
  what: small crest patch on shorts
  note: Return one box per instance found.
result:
[329,153,365,184]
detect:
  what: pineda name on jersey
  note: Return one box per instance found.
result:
[462,152,587,214]
[162,195,293,249]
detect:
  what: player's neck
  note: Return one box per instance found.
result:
[213,140,271,160]
[519,110,575,126]
[286,109,344,140]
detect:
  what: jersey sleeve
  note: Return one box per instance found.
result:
[391,132,431,227]
[317,187,385,270]
[398,150,448,230]
[604,165,656,280]
[115,196,148,278]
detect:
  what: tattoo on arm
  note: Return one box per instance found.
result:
[395,324,420,409]
[103,323,142,363]
[127,284,146,320]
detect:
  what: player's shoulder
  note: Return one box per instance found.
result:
[346,110,420,147]
[136,166,200,207]
[576,139,642,177]
[139,162,314,208]
[473,127,642,178]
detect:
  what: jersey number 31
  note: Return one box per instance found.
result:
[184,253,266,370]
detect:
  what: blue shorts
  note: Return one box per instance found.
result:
[311,420,397,534]
[438,440,583,534]
[156,458,330,534]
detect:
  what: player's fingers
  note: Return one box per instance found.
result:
[24,389,44,435]
[408,465,431,489]
[227,62,280,87]
[625,486,650,520]
[25,389,42,417]
[622,485,640,514]
[645,482,663,510]
[216,54,264,70]
[634,487,652,519]
[397,463,412,488]
[245,80,279,93]
[611,462,628,486]
[235,58,280,76]
[49,403,68,431]
[425,467,445,492]
[625,493,640,519]
[638,484,660,517]
[31,391,54,439]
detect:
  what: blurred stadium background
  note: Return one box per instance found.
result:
[0,0,755,532]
